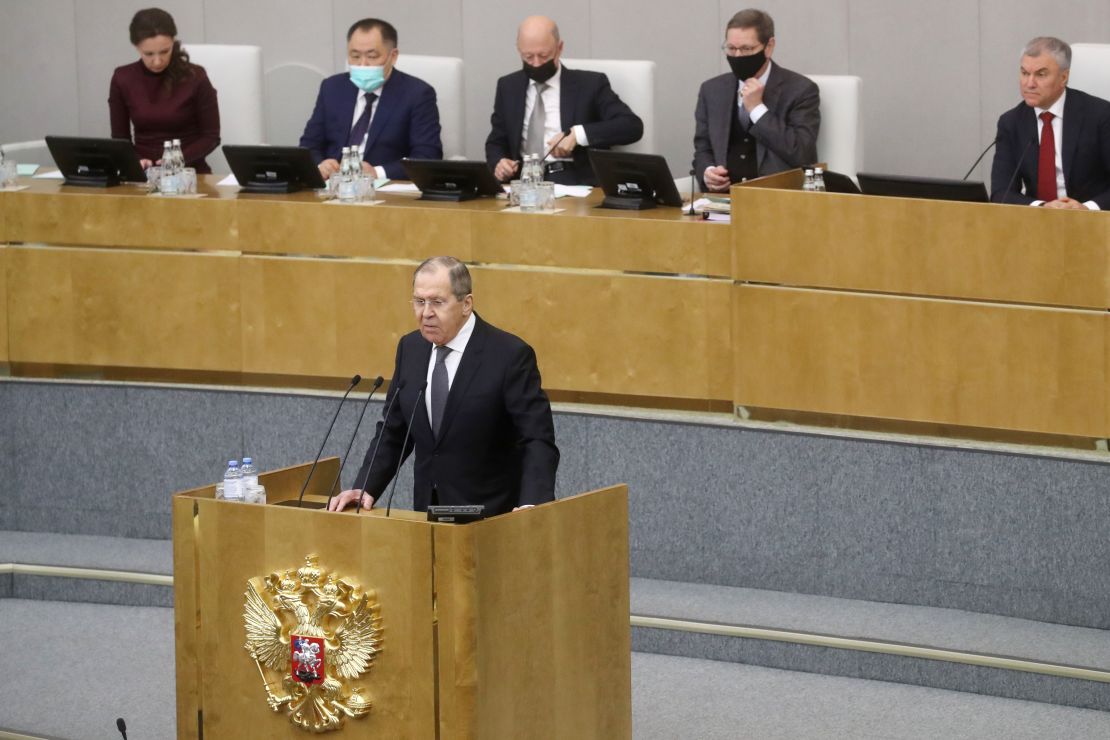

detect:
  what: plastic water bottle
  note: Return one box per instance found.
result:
[338,146,356,201]
[813,167,827,192]
[172,139,183,170]
[160,140,179,195]
[802,168,816,192]
[223,460,243,501]
[241,457,258,488]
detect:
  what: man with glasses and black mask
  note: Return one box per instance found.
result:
[486,15,643,185]
[694,8,820,191]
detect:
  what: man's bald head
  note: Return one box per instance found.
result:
[517,15,563,68]
[517,15,560,45]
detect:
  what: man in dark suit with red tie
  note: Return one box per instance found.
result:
[299,18,442,181]
[990,36,1110,211]
[485,15,643,186]
[327,257,560,517]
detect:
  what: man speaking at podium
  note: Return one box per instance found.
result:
[327,257,560,516]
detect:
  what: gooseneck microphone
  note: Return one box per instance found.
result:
[351,378,406,514]
[541,130,572,163]
[325,375,384,510]
[295,374,361,508]
[385,381,427,518]
[962,139,997,180]
[1001,131,1039,203]
[116,718,128,739]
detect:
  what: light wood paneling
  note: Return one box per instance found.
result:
[234,195,476,262]
[7,246,241,370]
[471,209,730,277]
[0,246,8,363]
[476,267,733,400]
[733,284,1108,437]
[189,498,436,738]
[733,188,1110,308]
[434,486,632,739]
[239,256,413,378]
[4,181,238,251]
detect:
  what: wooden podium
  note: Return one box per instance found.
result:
[172,460,631,739]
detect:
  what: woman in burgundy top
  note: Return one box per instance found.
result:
[109,8,220,173]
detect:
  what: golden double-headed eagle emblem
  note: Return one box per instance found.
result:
[243,555,382,733]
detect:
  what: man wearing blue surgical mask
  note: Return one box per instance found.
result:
[694,8,820,191]
[300,18,442,180]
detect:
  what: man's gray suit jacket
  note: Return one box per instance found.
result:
[693,62,821,188]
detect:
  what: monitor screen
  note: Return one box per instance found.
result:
[588,150,684,210]
[857,172,988,203]
[223,145,327,194]
[44,136,147,187]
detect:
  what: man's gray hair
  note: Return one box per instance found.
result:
[1022,36,1071,70]
[414,256,472,299]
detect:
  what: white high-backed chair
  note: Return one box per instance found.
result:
[561,58,655,155]
[186,44,265,172]
[399,55,464,159]
[805,74,863,176]
[1069,44,1110,103]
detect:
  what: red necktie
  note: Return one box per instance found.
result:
[1036,111,1057,202]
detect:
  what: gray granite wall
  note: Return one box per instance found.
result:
[3,379,1107,628]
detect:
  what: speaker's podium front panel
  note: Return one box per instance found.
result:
[173,459,631,739]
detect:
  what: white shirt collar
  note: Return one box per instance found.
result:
[1036,88,1066,120]
[440,311,476,354]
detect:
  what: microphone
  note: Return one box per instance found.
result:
[1001,131,1038,204]
[352,379,406,512]
[540,130,571,163]
[295,374,361,508]
[385,381,427,517]
[325,375,384,510]
[686,168,697,216]
[962,139,996,180]
[117,718,128,739]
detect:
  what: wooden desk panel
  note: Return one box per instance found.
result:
[470,208,730,277]
[239,258,730,400]
[5,179,239,251]
[239,256,413,378]
[733,284,1107,437]
[475,267,732,400]
[8,246,241,370]
[732,188,1110,309]
[0,246,7,363]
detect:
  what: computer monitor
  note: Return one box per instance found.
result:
[222,145,327,194]
[587,150,683,210]
[401,159,504,202]
[44,136,147,187]
[820,170,861,195]
[856,172,988,203]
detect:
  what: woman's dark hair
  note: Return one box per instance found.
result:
[129,7,193,90]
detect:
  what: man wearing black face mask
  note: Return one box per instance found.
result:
[694,9,820,191]
[485,15,643,186]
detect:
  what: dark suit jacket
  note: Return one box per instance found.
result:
[354,316,559,517]
[693,63,820,188]
[990,87,1110,209]
[485,65,644,185]
[299,68,442,180]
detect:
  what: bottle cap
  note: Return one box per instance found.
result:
[228,460,238,467]
[243,457,252,464]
